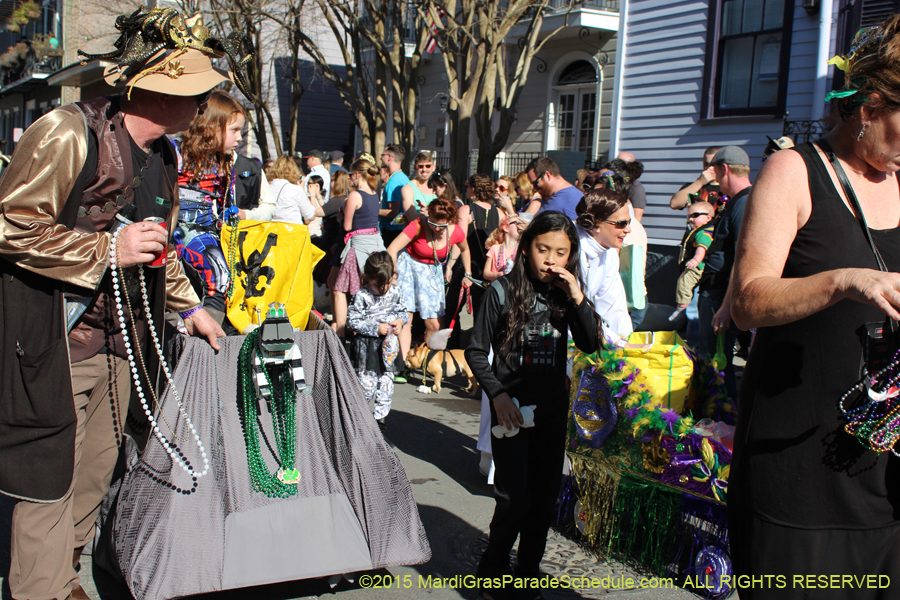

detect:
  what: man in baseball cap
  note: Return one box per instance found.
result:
[303,149,331,198]
[699,144,753,405]
[0,8,252,599]
[763,135,795,160]
[709,145,751,168]
[330,150,347,174]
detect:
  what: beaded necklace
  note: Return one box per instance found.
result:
[429,223,451,286]
[225,220,240,301]
[236,328,300,497]
[822,139,900,455]
[223,163,241,301]
[109,228,210,479]
[839,348,900,455]
[227,163,237,211]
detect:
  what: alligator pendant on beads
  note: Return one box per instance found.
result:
[277,467,301,484]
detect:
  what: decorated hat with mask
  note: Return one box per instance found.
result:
[79,7,255,102]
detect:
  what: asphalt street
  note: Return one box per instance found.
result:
[0,316,703,600]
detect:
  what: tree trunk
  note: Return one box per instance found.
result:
[471,1,559,177]
[286,13,305,154]
[448,106,471,186]
[392,68,418,171]
[252,106,270,162]
[262,101,282,158]
[374,56,388,156]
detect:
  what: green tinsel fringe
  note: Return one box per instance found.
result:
[610,474,681,576]
[570,453,682,576]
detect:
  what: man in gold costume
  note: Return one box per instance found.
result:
[0,9,253,599]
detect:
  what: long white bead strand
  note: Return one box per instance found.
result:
[109,227,209,478]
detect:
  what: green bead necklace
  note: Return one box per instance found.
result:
[237,329,300,498]
[225,221,240,301]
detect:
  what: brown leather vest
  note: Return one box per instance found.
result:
[72,96,175,234]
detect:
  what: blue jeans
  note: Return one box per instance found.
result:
[698,288,738,404]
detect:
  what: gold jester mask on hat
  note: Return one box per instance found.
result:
[78,7,255,102]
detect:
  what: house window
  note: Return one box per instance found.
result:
[557,93,576,150]
[551,60,599,156]
[702,0,794,117]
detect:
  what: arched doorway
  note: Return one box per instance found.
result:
[553,60,599,155]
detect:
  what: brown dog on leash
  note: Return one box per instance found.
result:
[405,343,480,396]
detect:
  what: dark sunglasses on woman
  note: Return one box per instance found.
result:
[604,219,631,229]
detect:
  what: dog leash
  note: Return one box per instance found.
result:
[447,285,472,331]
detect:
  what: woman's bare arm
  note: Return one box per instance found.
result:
[731,149,900,329]
[386,231,413,268]
[342,191,360,232]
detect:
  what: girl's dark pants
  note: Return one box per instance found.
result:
[477,407,568,581]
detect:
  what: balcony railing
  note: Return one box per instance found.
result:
[584,154,609,171]
[783,119,830,144]
[1,51,61,87]
[29,54,61,76]
[548,0,620,12]
[428,150,543,179]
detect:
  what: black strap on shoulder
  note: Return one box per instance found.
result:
[817,139,888,272]
[817,138,897,338]
[57,121,99,229]
[494,277,506,303]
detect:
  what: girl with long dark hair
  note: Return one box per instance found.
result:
[465,211,600,600]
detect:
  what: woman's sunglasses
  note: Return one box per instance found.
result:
[604,219,631,229]
[427,220,449,228]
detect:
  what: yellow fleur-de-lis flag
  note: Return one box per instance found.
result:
[221,220,324,332]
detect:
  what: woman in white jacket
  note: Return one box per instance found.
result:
[574,188,634,340]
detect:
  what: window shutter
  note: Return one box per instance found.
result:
[859,0,900,27]
[833,0,899,90]
[839,0,900,55]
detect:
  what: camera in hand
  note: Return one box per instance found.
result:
[862,319,900,377]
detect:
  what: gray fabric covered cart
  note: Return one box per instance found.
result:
[101,321,430,599]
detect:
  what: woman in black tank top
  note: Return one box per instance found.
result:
[727,17,900,596]
[465,175,507,298]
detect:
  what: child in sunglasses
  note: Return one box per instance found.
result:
[675,201,716,311]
